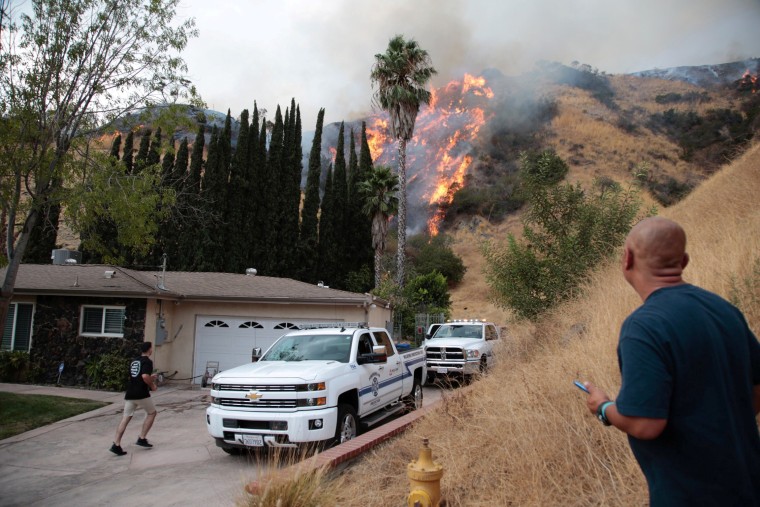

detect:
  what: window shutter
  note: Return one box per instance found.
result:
[1,303,15,350]
[13,304,33,351]
[82,307,104,333]
[104,308,125,334]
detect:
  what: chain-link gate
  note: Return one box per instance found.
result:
[414,313,445,347]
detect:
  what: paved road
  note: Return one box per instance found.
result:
[0,382,444,507]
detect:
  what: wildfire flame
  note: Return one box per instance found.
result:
[366,73,494,235]
[738,69,758,94]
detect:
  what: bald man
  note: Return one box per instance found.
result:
[582,217,760,506]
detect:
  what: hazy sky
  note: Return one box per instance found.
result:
[179,0,760,130]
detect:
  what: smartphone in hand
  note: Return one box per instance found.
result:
[574,380,590,393]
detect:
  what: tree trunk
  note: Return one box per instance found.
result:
[396,138,407,288]
[374,247,382,288]
[0,209,38,334]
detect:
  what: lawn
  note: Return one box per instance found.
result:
[0,392,108,439]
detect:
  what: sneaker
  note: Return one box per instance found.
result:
[109,443,127,456]
[135,437,153,448]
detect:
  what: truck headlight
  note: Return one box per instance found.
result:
[211,383,220,390]
[297,397,327,407]
[465,349,480,359]
[307,382,326,391]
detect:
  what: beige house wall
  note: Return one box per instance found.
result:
[147,299,391,381]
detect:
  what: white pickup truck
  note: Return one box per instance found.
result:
[205,323,426,453]
[425,319,500,383]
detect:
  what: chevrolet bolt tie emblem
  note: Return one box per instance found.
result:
[246,391,263,401]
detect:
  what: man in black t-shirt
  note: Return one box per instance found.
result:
[109,342,158,456]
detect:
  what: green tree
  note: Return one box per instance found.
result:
[225,109,250,273]
[359,166,399,288]
[331,122,348,285]
[0,0,199,326]
[482,152,647,319]
[371,34,437,288]
[122,131,135,175]
[134,129,152,173]
[299,108,325,282]
[317,164,337,285]
[408,233,466,284]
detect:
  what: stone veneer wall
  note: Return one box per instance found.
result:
[30,295,146,386]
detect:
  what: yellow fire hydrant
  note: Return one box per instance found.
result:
[407,438,444,507]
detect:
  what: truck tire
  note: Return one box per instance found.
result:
[404,378,423,412]
[221,446,243,456]
[334,404,358,446]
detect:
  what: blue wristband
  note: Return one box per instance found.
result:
[597,401,615,426]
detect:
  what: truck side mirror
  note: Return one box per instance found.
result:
[357,346,388,365]
[251,347,262,362]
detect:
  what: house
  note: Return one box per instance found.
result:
[0,262,391,386]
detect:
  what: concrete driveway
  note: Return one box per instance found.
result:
[0,382,444,507]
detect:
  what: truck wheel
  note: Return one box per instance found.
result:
[334,404,358,446]
[404,378,423,412]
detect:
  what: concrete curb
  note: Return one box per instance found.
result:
[244,400,442,495]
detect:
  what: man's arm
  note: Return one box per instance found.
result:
[584,382,667,440]
[141,373,158,391]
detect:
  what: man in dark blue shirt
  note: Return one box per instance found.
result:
[582,217,760,506]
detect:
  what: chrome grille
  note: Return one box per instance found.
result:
[218,384,298,392]
[219,398,297,408]
[426,347,465,361]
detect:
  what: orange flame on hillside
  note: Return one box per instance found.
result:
[365,73,494,235]
[738,70,758,94]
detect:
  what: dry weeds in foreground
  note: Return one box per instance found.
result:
[318,143,760,506]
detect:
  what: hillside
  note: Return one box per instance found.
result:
[444,61,758,324]
[320,137,760,506]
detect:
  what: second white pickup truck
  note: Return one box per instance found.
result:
[206,323,426,453]
[425,319,500,383]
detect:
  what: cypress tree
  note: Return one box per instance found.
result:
[188,124,205,193]
[123,131,134,174]
[225,109,250,273]
[164,138,188,269]
[147,127,162,168]
[195,126,222,271]
[264,106,285,275]
[330,122,348,287]
[134,129,151,172]
[345,122,375,290]
[299,108,324,282]
[110,134,122,160]
[250,115,268,272]
[245,105,261,270]
[317,164,337,286]
[279,100,302,278]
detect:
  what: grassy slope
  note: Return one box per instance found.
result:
[323,140,759,507]
[318,81,760,504]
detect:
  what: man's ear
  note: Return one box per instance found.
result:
[623,247,634,270]
[681,252,689,269]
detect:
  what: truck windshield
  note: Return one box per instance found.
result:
[261,334,352,362]
[431,324,482,339]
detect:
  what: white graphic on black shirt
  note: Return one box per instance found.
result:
[130,360,141,378]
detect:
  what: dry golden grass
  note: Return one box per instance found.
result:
[289,142,760,506]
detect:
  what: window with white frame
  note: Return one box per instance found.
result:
[1,302,34,351]
[80,305,126,337]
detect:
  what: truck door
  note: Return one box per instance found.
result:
[371,329,403,406]
[357,331,386,414]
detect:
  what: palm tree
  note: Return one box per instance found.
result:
[370,34,437,288]
[359,166,399,288]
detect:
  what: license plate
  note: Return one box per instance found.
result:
[438,367,448,374]
[241,434,263,447]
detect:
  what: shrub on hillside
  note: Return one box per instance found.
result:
[648,107,753,164]
[444,172,523,225]
[483,152,646,319]
[407,234,466,285]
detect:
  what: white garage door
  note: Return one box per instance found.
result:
[192,316,335,384]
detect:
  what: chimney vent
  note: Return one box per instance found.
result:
[245,268,257,276]
[51,249,82,265]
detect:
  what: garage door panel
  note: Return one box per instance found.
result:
[192,317,334,384]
